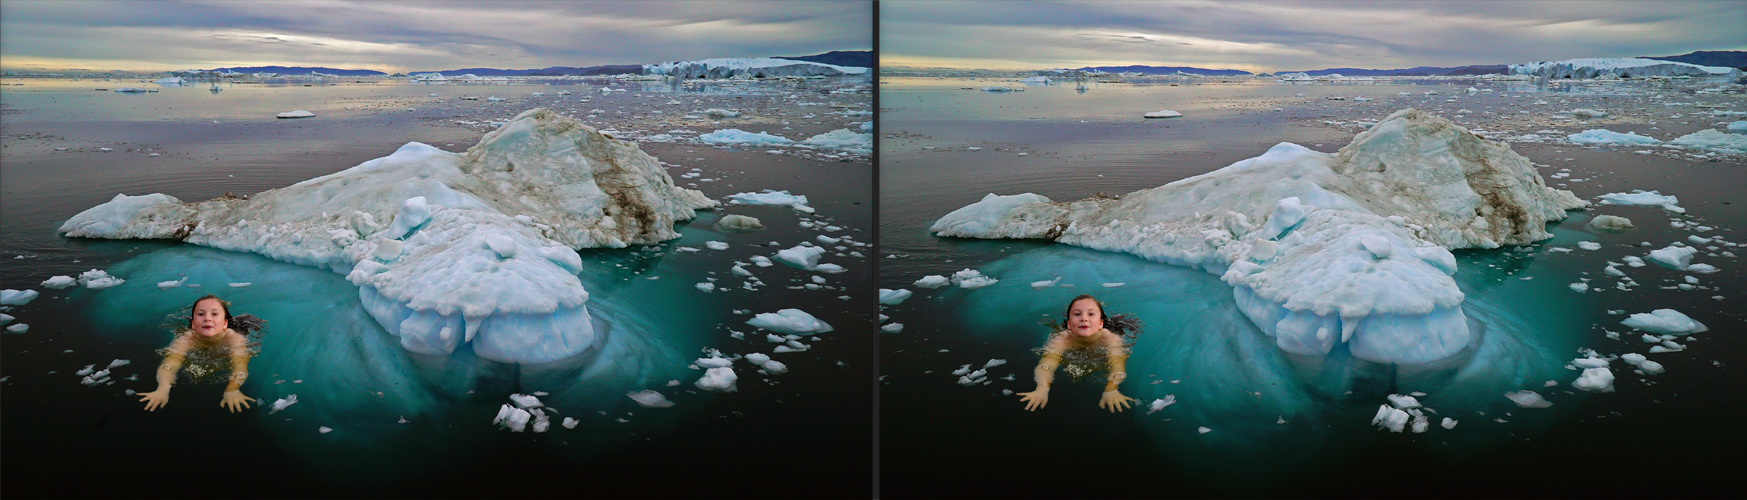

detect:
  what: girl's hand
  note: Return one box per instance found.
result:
[1099,390,1137,413]
[140,389,170,411]
[1018,387,1050,411]
[221,390,255,413]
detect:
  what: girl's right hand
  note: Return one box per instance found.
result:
[1018,387,1049,411]
[140,389,169,411]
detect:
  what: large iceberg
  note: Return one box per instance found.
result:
[1509,58,1742,79]
[931,108,1586,364]
[59,108,717,363]
[642,58,868,79]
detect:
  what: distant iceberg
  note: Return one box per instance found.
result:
[932,108,1586,364]
[60,108,717,363]
[1510,58,1742,79]
[642,58,868,79]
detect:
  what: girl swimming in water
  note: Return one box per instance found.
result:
[1017,294,1140,413]
[138,294,264,413]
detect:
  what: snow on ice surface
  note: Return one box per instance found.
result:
[699,129,793,145]
[643,58,868,78]
[57,108,717,364]
[746,309,833,335]
[931,109,1585,364]
[1568,129,1661,146]
[1510,58,1743,79]
[1621,309,1707,335]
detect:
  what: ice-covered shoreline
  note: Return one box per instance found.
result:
[59,108,718,363]
[931,108,1587,364]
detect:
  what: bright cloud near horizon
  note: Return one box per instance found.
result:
[0,0,871,73]
[882,0,1747,72]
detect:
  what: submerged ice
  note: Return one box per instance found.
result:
[932,109,1585,364]
[59,108,717,363]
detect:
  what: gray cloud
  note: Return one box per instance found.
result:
[881,0,1746,71]
[1,0,870,72]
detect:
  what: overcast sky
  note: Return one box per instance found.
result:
[882,0,1747,72]
[0,0,871,72]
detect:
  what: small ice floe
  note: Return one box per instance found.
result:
[747,309,833,335]
[1570,109,1608,119]
[696,366,738,392]
[508,393,544,409]
[6,324,29,334]
[1147,395,1176,415]
[1669,129,1747,153]
[562,417,579,429]
[1568,129,1658,145]
[276,110,315,119]
[727,190,810,211]
[1572,367,1615,393]
[1,289,39,305]
[1504,390,1553,408]
[1576,241,1601,251]
[156,277,189,289]
[493,404,531,431]
[704,241,730,251]
[269,394,299,414]
[950,269,997,289]
[1621,256,1646,267]
[716,214,764,232]
[695,282,715,292]
[40,276,77,289]
[318,426,333,434]
[1598,190,1683,213]
[701,129,791,146]
[914,275,949,288]
[1621,309,1707,335]
[1030,275,1061,290]
[776,244,826,270]
[1619,353,1666,374]
[880,323,904,333]
[228,282,252,288]
[1646,245,1697,270]
[1387,394,1421,409]
[77,269,125,289]
[107,359,130,369]
[1143,110,1183,119]
[626,390,675,408]
[1441,418,1457,429]
[1588,215,1634,232]
[1372,405,1409,432]
[1197,427,1212,434]
[1569,282,1589,293]
[878,289,913,305]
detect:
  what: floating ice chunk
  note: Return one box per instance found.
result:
[626,390,675,408]
[776,245,826,270]
[156,277,188,289]
[1147,395,1177,414]
[1387,394,1422,409]
[1568,129,1658,145]
[1,289,39,305]
[276,110,315,119]
[40,276,77,289]
[1441,418,1457,429]
[951,269,997,289]
[1576,241,1601,251]
[700,129,791,145]
[269,394,299,414]
[5,323,26,334]
[493,404,531,431]
[749,255,773,267]
[1505,390,1553,408]
[1621,309,1707,335]
[1669,129,1747,153]
[929,193,1055,239]
[1569,282,1589,292]
[1687,263,1717,274]
[1030,276,1062,289]
[746,309,833,335]
[228,282,252,288]
[1143,110,1183,119]
[1598,191,1682,212]
[704,241,729,251]
[508,393,544,409]
[319,426,333,434]
[1646,245,1697,270]
[1637,360,1665,375]
[1620,353,1647,365]
[1197,427,1212,434]
[76,269,125,289]
[800,129,872,154]
[1101,282,1125,288]
[1621,256,1646,267]
[914,275,949,288]
[1371,405,1409,432]
[760,360,788,374]
[727,190,810,211]
[1572,367,1615,393]
[695,366,738,392]
[717,214,764,232]
[880,323,903,333]
[562,417,579,429]
[878,289,913,305]
[983,359,1007,368]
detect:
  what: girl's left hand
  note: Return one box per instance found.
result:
[221,390,255,413]
[1099,390,1137,413]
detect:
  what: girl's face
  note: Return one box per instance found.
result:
[1067,298,1103,337]
[191,298,227,337]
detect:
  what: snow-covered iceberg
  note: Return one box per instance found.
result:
[1509,58,1742,79]
[643,58,868,79]
[931,108,1586,364]
[59,108,717,363]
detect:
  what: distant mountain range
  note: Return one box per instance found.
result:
[1069,50,1745,78]
[1078,65,1251,76]
[1641,51,1746,69]
[205,50,871,77]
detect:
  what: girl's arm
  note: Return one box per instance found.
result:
[1018,336,1067,411]
[139,336,191,411]
[220,333,255,412]
[1098,335,1136,412]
